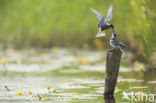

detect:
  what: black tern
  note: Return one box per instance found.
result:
[90,4,114,37]
[110,32,127,52]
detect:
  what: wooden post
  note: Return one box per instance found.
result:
[103,48,122,103]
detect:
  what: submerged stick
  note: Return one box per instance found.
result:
[104,48,122,103]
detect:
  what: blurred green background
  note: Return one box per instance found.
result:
[0,0,155,68]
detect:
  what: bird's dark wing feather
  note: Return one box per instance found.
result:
[111,40,120,47]
[119,42,127,49]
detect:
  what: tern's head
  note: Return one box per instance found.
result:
[110,24,114,29]
[111,32,116,39]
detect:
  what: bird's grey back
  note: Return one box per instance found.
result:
[110,40,120,47]
[98,22,105,28]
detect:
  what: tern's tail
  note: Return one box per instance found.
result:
[96,31,105,37]
[119,43,128,52]
[120,43,128,49]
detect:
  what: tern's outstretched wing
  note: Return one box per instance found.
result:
[105,4,113,23]
[90,8,105,23]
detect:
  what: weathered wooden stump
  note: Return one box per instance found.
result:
[103,48,122,103]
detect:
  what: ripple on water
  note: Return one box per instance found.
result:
[118,78,144,83]
[148,81,156,84]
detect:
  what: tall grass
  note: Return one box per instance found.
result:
[0,0,155,67]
